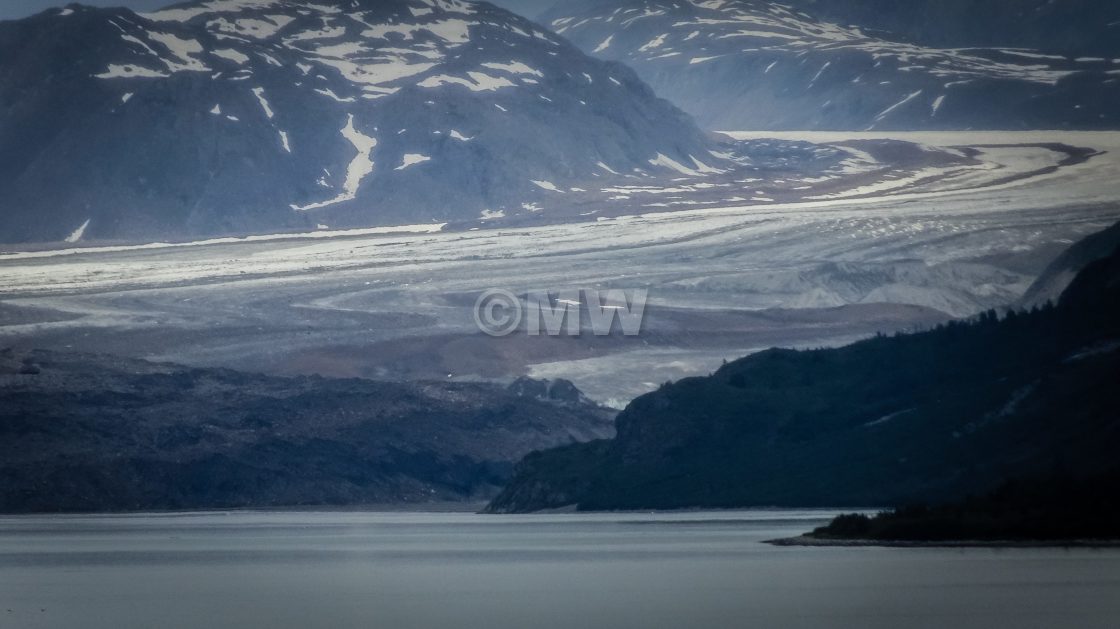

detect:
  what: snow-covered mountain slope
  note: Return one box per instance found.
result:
[0,0,720,243]
[542,0,1120,131]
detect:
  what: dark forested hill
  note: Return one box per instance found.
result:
[488,223,1120,513]
[802,468,1120,544]
[0,351,614,513]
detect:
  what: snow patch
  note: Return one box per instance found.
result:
[597,161,621,175]
[649,153,704,177]
[251,87,275,119]
[212,48,250,64]
[65,219,91,243]
[872,90,923,125]
[481,61,543,77]
[209,15,295,40]
[531,180,563,192]
[932,94,947,116]
[314,87,355,102]
[291,114,376,211]
[395,153,431,170]
[95,65,169,79]
[418,72,515,91]
[142,0,281,22]
[810,61,830,83]
[148,32,209,72]
[639,33,667,52]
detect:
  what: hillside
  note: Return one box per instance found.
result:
[488,223,1120,512]
[0,350,614,513]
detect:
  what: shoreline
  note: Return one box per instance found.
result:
[766,535,1120,549]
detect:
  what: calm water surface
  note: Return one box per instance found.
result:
[1,510,1118,629]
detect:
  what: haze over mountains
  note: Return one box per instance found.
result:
[544,0,1120,131]
[0,0,721,243]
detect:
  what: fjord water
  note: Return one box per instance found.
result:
[2,511,1118,629]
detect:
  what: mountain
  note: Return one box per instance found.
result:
[487,222,1120,513]
[0,349,614,513]
[0,0,716,243]
[541,0,1120,131]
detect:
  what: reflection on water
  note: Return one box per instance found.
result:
[1,510,1119,629]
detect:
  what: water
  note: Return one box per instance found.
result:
[1,510,1118,629]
